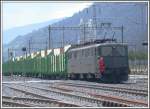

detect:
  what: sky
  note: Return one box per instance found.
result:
[2,2,93,31]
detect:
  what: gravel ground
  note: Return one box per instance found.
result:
[2,75,148,107]
[4,83,97,107]
[27,82,148,103]
[2,75,42,82]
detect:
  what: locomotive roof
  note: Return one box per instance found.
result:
[69,43,127,52]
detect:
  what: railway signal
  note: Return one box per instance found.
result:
[142,41,148,46]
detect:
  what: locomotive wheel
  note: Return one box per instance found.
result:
[69,74,77,80]
[79,74,84,80]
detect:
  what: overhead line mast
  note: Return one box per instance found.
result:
[48,25,51,49]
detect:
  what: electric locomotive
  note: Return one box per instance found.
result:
[67,39,129,83]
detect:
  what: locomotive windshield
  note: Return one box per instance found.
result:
[101,45,127,56]
[101,46,112,56]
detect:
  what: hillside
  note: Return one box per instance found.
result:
[3,18,62,45]
[3,2,148,62]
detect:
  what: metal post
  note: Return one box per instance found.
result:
[10,50,13,80]
[29,39,31,54]
[62,26,65,47]
[48,25,51,49]
[93,4,97,40]
[63,26,64,47]
[8,48,11,78]
[45,41,48,50]
[142,41,148,74]
[83,24,86,43]
[8,48,9,60]
[121,25,124,43]
[22,47,26,80]
[22,48,27,96]
[134,45,136,83]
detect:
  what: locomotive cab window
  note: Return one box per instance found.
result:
[113,46,126,56]
[101,46,112,56]
[101,45,127,57]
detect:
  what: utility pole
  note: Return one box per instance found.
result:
[142,41,148,74]
[22,47,27,81]
[28,39,31,54]
[8,48,10,60]
[48,25,51,49]
[83,24,86,43]
[121,25,124,43]
[62,26,65,47]
[21,47,27,94]
[93,4,97,40]
[8,48,13,80]
[45,40,48,50]
[134,44,137,83]
[93,4,97,27]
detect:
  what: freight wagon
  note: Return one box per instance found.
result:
[2,45,70,79]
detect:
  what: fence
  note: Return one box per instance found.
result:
[129,60,148,75]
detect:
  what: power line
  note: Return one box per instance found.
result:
[48,25,123,44]
[28,40,48,52]
[47,26,122,30]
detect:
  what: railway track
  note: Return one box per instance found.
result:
[2,85,80,107]
[57,82,148,97]
[2,96,78,107]
[4,84,129,107]
[6,83,148,107]
[48,85,148,107]
[3,100,34,107]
